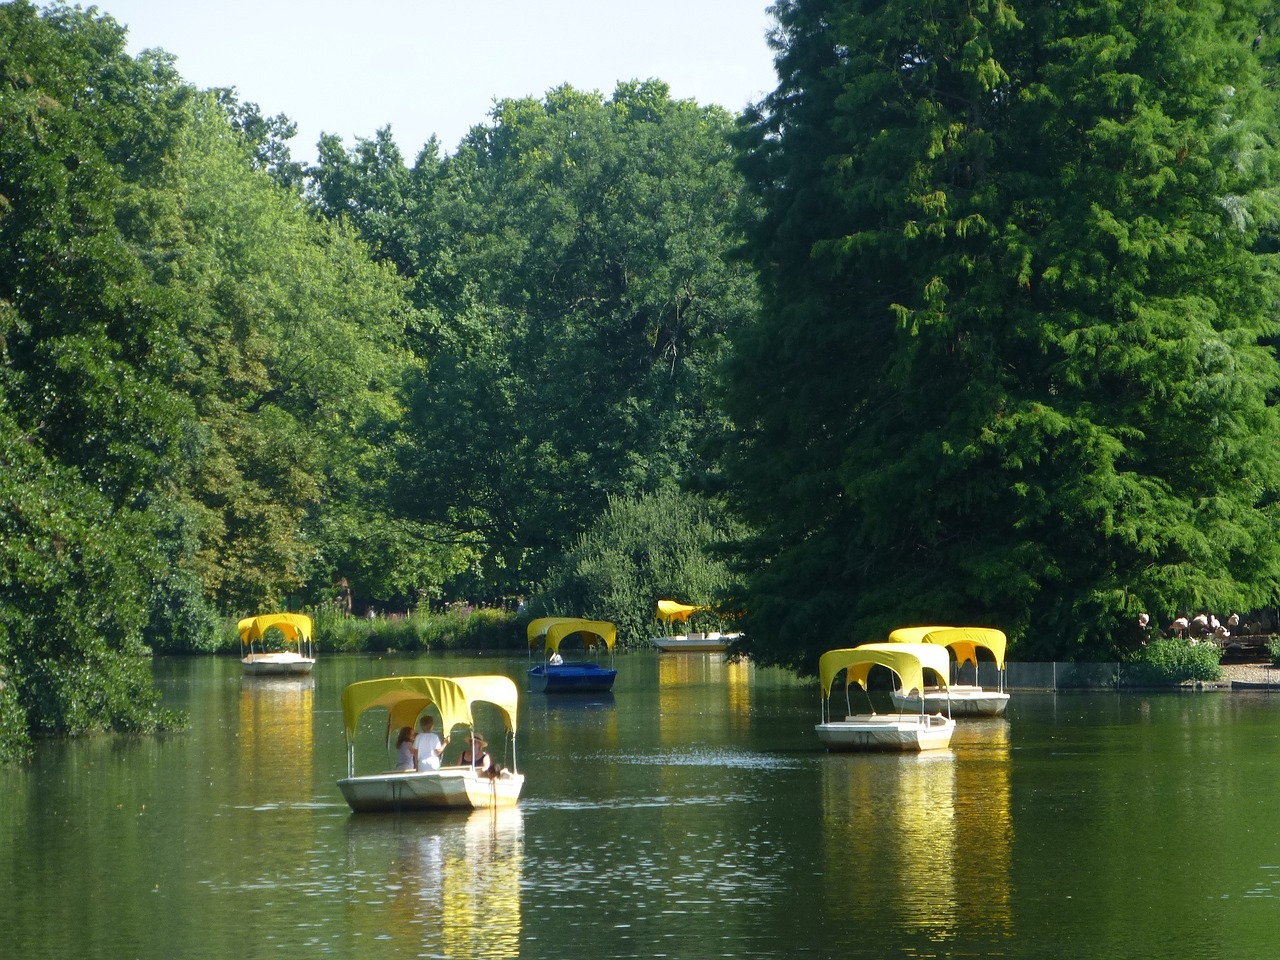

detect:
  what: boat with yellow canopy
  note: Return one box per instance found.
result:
[527,617,618,693]
[886,626,1010,717]
[238,613,315,675]
[650,599,739,652]
[816,643,955,751]
[337,674,524,811]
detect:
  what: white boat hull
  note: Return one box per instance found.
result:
[651,632,740,653]
[338,767,525,812]
[890,685,1009,717]
[242,652,315,675]
[815,713,955,752]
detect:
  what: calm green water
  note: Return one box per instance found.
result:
[3,651,1280,959]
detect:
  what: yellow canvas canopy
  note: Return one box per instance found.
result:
[526,617,579,645]
[656,599,707,624]
[238,613,313,646]
[341,674,519,745]
[922,627,1007,670]
[819,642,952,699]
[528,618,616,655]
[887,625,954,645]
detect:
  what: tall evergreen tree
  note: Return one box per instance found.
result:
[723,0,1280,669]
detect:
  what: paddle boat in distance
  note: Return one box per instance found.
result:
[238,612,316,675]
[337,674,524,812]
[649,599,741,652]
[527,617,618,693]
[816,642,955,752]
[886,626,1010,717]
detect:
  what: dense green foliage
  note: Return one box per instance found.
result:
[1,2,190,755]
[0,3,755,757]
[310,83,758,596]
[9,0,1280,758]
[1124,638,1223,685]
[723,0,1280,671]
[534,488,746,643]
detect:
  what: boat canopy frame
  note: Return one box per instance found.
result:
[526,617,617,663]
[887,625,1008,692]
[238,612,315,659]
[340,674,520,778]
[818,643,952,724]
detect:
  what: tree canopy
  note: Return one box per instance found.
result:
[722,0,1280,670]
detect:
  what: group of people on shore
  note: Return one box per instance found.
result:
[394,715,492,773]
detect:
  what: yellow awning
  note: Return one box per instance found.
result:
[341,675,520,744]
[656,599,706,623]
[819,642,952,698]
[528,618,616,655]
[921,627,1008,669]
[238,612,313,645]
[526,617,579,645]
[887,625,954,645]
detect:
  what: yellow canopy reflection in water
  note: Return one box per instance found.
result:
[237,677,314,802]
[822,753,959,935]
[344,808,524,959]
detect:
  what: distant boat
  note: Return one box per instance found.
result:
[815,642,955,752]
[886,626,1010,717]
[527,617,618,693]
[336,674,524,812]
[238,613,315,675]
[650,599,741,652]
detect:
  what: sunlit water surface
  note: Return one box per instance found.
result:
[4,652,1280,959]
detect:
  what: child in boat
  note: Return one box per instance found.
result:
[394,726,415,771]
[413,715,445,771]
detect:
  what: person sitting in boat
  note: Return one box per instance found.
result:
[458,732,491,773]
[394,726,416,771]
[549,651,564,665]
[413,715,445,771]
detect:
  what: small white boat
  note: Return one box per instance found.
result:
[816,643,955,752]
[886,626,1010,717]
[238,613,315,675]
[337,674,524,812]
[650,599,740,652]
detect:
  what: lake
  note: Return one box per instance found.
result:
[2,650,1279,959]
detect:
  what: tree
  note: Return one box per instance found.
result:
[534,488,746,643]
[0,1,192,753]
[391,82,759,595]
[722,0,1280,671]
[135,92,452,615]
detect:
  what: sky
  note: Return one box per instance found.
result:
[85,0,782,165]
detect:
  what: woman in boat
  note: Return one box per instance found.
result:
[394,726,416,771]
[458,732,491,773]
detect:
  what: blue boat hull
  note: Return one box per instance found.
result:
[529,662,618,694]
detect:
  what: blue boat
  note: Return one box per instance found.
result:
[527,617,619,694]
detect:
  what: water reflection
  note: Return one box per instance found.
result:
[344,808,524,958]
[237,676,314,808]
[820,719,1014,946]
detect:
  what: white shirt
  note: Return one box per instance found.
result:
[413,731,443,771]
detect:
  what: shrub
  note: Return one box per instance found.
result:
[1124,638,1223,686]
[220,606,524,655]
[533,489,746,644]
